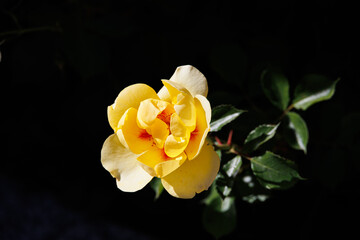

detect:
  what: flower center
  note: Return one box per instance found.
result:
[135,98,193,158]
[157,110,172,126]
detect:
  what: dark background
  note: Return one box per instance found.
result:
[1,0,359,239]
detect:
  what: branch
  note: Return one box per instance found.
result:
[0,25,62,39]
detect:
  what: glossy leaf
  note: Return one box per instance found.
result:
[292,74,339,110]
[283,112,309,153]
[251,151,303,190]
[216,155,242,197]
[223,155,242,178]
[202,186,237,239]
[210,105,246,132]
[149,177,164,200]
[243,123,279,153]
[261,68,290,110]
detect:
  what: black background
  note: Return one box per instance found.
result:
[1,0,359,239]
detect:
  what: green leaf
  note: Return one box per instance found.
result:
[215,149,222,159]
[243,123,279,153]
[251,151,304,190]
[202,186,237,239]
[261,68,290,110]
[202,184,219,205]
[292,74,339,110]
[223,155,242,178]
[216,155,242,197]
[283,112,309,153]
[149,178,164,200]
[210,105,246,132]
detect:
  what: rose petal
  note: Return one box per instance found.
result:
[158,65,208,99]
[101,134,153,192]
[157,80,197,130]
[170,113,189,138]
[137,148,187,177]
[150,118,169,149]
[158,80,191,102]
[154,152,187,178]
[108,84,159,131]
[161,140,220,199]
[173,92,196,131]
[137,99,171,129]
[195,94,211,124]
[164,133,190,158]
[185,95,211,160]
[170,65,208,97]
[117,108,154,154]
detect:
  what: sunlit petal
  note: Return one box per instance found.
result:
[173,92,196,131]
[164,133,190,158]
[150,118,169,148]
[137,148,186,177]
[157,66,208,100]
[169,65,208,97]
[170,113,188,138]
[108,84,159,131]
[101,134,153,192]
[137,98,171,129]
[117,108,154,154]
[154,152,187,178]
[195,94,211,125]
[185,95,211,160]
[161,140,220,199]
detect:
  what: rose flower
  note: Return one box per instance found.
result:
[101,65,219,199]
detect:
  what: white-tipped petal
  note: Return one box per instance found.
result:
[169,65,208,97]
[101,134,153,192]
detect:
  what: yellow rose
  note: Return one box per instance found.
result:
[101,65,220,199]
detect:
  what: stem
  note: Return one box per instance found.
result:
[229,145,253,161]
[275,103,294,123]
[213,135,253,161]
[0,25,61,38]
